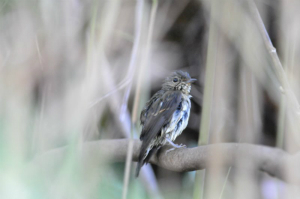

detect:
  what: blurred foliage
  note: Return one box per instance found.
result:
[0,0,300,198]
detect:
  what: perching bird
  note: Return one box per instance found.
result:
[136,70,196,177]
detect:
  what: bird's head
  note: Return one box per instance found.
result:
[162,70,197,94]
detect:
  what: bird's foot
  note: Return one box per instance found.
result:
[165,138,186,154]
[166,138,186,148]
[165,144,186,154]
[165,148,176,154]
[177,143,187,148]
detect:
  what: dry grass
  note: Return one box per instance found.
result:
[0,0,300,198]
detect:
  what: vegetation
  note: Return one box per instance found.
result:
[1,0,300,198]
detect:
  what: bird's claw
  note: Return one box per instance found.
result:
[178,144,186,148]
[172,143,186,148]
[165,148,176,154]
[165,144,186,154]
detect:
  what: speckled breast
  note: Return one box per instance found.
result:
[164,96,191,141]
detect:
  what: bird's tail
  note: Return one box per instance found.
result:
[135,149,145,177]
[135,146,160,177]
[135,161,143,177]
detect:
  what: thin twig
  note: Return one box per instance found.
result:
[249,0,300,142]
[122,0,160,198]
[122,0,145,198]
[218,167,232,199]
[193,0,218,198]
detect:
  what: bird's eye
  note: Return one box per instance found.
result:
[173,78,178,82]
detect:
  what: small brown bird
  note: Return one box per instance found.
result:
[136,70,196,177]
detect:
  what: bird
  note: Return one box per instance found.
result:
[135,70,196,177]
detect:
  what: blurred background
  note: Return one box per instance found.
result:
[1,0,300,198]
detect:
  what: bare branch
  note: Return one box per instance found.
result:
[29,139,300,184]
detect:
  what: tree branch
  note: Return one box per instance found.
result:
[29,139,300,184]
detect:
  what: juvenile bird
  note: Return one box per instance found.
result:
[136,70,196,177]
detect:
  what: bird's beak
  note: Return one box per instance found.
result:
[187,78,197,83]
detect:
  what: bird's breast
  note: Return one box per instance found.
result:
[163,97,191,141]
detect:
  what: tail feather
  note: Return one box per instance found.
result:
[135,161,143,177]
[135,145,144,177]
[144,146,159,163]
[135,146,160,177]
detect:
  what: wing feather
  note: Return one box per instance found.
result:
[136,91,182,176]
[140,90,182,141]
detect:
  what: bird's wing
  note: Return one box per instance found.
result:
[136,90,182,177]
[139,90,182,143]
[140,90,163,127]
